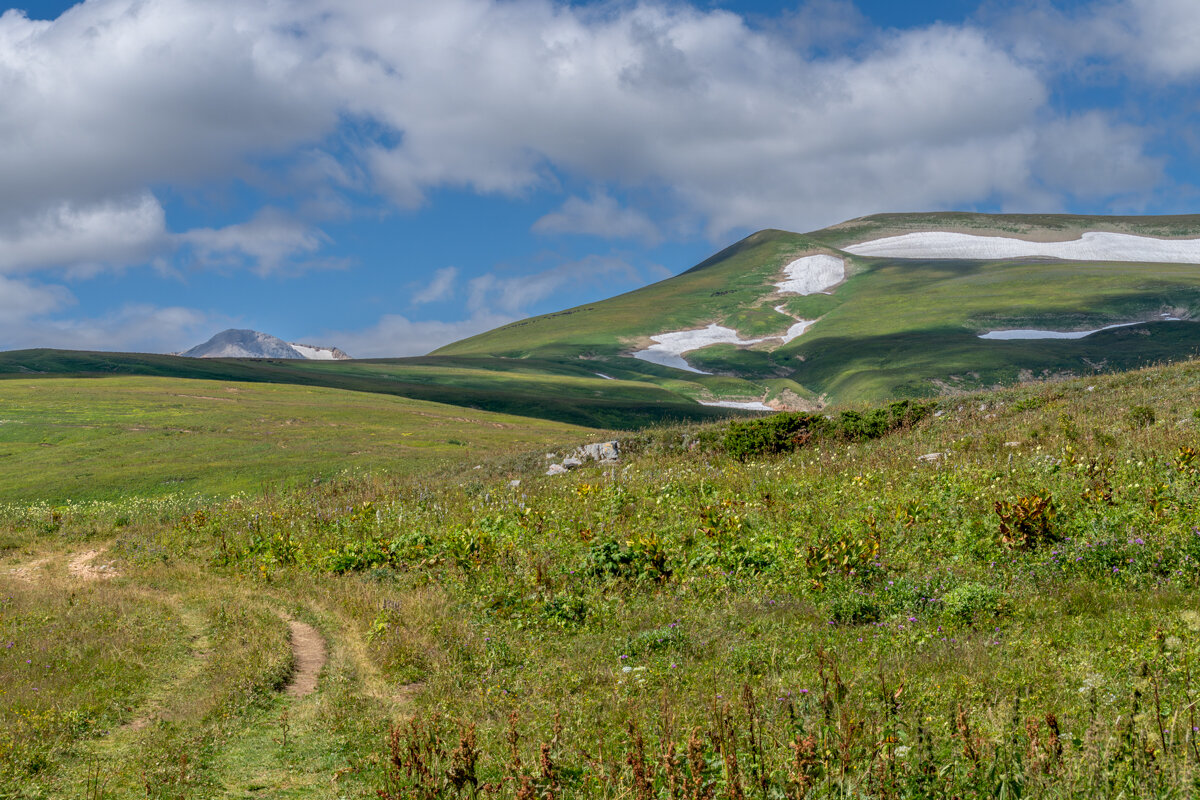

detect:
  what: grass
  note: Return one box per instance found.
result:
[0,350,747,430]
[0,376,594,501]
[6,356,1200,795]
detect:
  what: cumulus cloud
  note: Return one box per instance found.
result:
[533,193,660,242]
[177,210,334,276]
[995,0,1200,81]
[0,0,1168,265]
[0,194,167,275]
[411,266,460,306]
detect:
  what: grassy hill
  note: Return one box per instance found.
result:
[0,376,594,501]
[0,350,741,430]
[439,212,1200,404]
[6,357,1200,795]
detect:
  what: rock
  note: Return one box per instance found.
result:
[917,452,944,463]
[576,440,620,462]
[546,464,568,476]
[561,457,583,469]
[508,479,521,488]
[545,453,557,460]
[1003,441,1021,447]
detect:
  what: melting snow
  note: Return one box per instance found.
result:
[629,255,837,373]
[775,255,845,294]
[774,305,815,343]
[697,399,773,411]
[844,231,1200,263]
[632,324,770,373]
[980,316,1183,340]
[290,343,339,360]
[594,372,616,380]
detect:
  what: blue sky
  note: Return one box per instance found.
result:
[0,0,1197,356]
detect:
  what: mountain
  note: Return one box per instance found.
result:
[9,213,1200,430]
[437,212,1200,405]
[181,329,351,360]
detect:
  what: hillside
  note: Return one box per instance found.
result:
[0,376,593,501]
[439,212,1200,404]
[6,357,1200,795]
[0,350,737,430]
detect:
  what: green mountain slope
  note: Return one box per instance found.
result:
[437,212,1200,403]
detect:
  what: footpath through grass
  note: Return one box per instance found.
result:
[5,360,1200,796]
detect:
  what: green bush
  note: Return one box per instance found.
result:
[723,412,824,460]
[941,582,1005,623]
[723,400,933,460]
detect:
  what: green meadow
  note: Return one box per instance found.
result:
[6,359,1200,796]
[0,376,590,501]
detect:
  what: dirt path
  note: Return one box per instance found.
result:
[7,555,51,581]
[67,550,118,581]
[6,549,119,582]
[284,618,326,698]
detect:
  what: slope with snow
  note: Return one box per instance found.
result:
[290,343,352,360]
[182,329,351,360]
[843,231,1200,263]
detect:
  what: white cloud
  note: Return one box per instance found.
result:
[0,0,1168,270]
[411,266,460,306]
[467,255,642,315]
[177,210,334,276]
[995,0,1200,81]
[0,194,166,275]
[533,193,660,242]
[0,276,74,320]
[0,301,216,353]
[316,311,519,358]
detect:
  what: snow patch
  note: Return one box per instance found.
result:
[773,305,816,343]
[775,255,845,295]
[844,231,1200,263]
[290,343,339,360]
[980,316,1183,340]
[632,324,770,373]
[594,372,616,380]
[697,399,773,411]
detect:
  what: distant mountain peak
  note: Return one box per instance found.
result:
[181,329,351,360]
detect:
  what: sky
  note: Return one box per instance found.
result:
[0,0,1197,357]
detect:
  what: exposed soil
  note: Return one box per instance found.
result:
[67,550,118,581]
[284,618,326,698]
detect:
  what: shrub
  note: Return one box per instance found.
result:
[724,412,823,460]
[722,400,933,460]
[941,582,1005,624]
[1128,405,1156,428]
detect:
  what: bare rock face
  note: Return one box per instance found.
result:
[181,329,351,360]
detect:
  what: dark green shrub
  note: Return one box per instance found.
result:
[1128,405,1155,428]
[723,412,824,460]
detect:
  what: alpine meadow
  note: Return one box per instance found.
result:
[8,0,1200,797]
[9,212,1200,798]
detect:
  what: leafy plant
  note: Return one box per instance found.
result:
[995,494,1056,549]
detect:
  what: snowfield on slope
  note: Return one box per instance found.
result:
[980,315,1183,340]
[630,257,834,372]
[843,231,1200,263]
[775,254,845,294]
[632,324,770,373]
